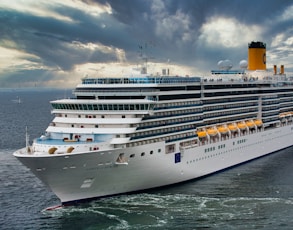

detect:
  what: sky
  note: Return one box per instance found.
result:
[0,0,293,88]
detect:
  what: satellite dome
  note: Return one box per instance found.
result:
[218,59,233,70]
[217,60,224,69]
[239,60,248,69]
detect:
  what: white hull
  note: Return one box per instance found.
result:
[15,124,293,204]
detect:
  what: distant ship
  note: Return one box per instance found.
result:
[14,41,293,205]
[11,96,22,104]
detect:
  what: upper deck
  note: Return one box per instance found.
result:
[81,76,201,85]
[72,71,293,101]
[79,71,293,87]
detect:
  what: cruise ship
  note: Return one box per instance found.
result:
[14,41,293,205]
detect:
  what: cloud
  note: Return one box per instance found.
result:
[0,0,293,87]
[199,17,263,48]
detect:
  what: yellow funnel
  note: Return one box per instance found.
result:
[248,41,266,70]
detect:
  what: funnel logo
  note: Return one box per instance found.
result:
[263,53,266,64]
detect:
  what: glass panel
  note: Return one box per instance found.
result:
[88,104,93,110]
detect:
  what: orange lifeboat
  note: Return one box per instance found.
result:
[254,119,262,127]
[246,120,255,129]
[207,127,218,136]
[237,122,247,130]
[228,123,237,132]
[279,113,286,119]
[218,126,228,134]
[197,130,207,138]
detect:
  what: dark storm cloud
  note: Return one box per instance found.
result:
[1,0,293,87]
[0,5,134,71]
[97,0,293,68]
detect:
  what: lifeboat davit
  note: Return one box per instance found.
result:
[284,112,292,121]
[279,116,286,122]
[197,130,207,138]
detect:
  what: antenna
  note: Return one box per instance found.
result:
[25,126,30,152]
[138,41,155,74]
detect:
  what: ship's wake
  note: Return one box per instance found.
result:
[41,193,293,229]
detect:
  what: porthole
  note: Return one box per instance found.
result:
[150,150,153,155]
[130,154,135,158]
[141,152,145,156]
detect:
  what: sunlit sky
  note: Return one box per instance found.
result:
[0,0,293,88]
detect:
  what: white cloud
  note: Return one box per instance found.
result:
[70,41,127,63]
[199,17,263,48]
[268,30,293,70]
[0,0,72,22]
[0,46,42,73]
[0,0,112,22]
[278,5,293,22]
